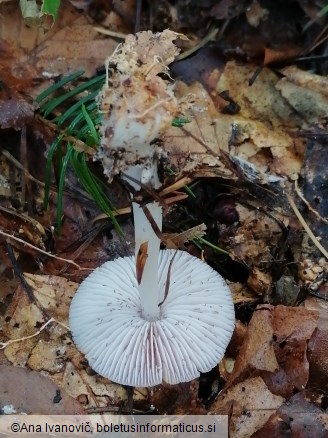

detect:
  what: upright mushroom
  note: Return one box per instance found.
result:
[69,30,235,387]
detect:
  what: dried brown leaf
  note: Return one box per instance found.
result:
[280,65,328,99]
[0,364,85,414]
[24,273,78,324]
[263,47,301,66]
[228,305,319,399]
[0,86,34,129]
[211,377,285,438]
[253,389,328,437]
[162,223,207,249]
[215,61,305,177]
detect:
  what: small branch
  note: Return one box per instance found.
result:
[0,318,69,349]
[35,115,95,156]
[91,177,194,223]
[6,243,35,303]
[128,98,172,120]
[0,230,92,271]
[287,192,328,260]
[93,27,127,40]
[175,27,219,61]
[142,205,162,239]
[294,179,328,224]
[1,149,46,188]
[158,251,178,307]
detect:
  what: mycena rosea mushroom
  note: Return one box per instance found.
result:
[69,30,235,387]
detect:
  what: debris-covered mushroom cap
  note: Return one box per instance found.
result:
[70,249,234,387]
[96,31,184,184]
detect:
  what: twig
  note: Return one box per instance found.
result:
[93,27,127,40]
[87,406,144,414]
[1,149,46,188]
[158,251,178,306]
[175,27,219,61]
[142,205,162,239]
[0,230,92,271]
[294,179,328,224]
[6,243,35,303]
[287,192,328,260]
[128,98,172,120]
[0,318,69,349]
[91,177,194,223]
[35,115,95,156]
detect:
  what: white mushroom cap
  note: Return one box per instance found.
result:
[69,249,234,387]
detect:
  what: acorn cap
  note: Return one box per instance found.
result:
[69,249,235,387]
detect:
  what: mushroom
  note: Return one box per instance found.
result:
[69,30,235,387]
[69,248,234,387]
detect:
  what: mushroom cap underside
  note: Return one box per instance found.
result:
[69,249,235,387]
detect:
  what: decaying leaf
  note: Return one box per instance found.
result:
[0,364,85,414]
[136,241,148,285]
[0,85,35,129]
[276,67,328,123]
[253,389,328,437]
[146,381,206,415]
[228,282,259,304]
[0,206,46,259]
[61,361,128,408]
[280,65,328,98]
[227,204,287,268]
[164,81,234,179]
[211,377,285,438]
[162,223,207,249]
[227,305,319,399]
[0,273,137,409]
[0,1,125,81]
[24,273,78,324]
[215,61,304,177]
[304,297,328,390]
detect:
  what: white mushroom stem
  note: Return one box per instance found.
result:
[133,201,162,321]
[123,161,163,321]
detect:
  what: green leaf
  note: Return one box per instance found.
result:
[55,90,99,126]
[183,185,196,199]
[67,101,98,133]
[56,144,73,233]
[39,69,122,236]
[40,74,105,117]
[41,0,60,21]
[193,236,229,255]
[20,0,61,26]
[171,117,191,127]
[70,150,123,236]
[36,70,84,104]
[81,104,99,145]
[44,135,63,209]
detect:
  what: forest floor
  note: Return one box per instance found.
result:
[1,0,328,436]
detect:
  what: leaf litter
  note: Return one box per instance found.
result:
[1,0,328,430]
